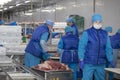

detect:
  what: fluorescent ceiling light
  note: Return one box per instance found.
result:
[0,9,3,11]
[16,3,21,6]
[0,0,12,5]
[41,9,55,13]
[4,8,7,10]
[24,13,33,16]
[9,6,14,8]
[72,4,77,7]
[24,0,30,3]
[56,7,66,10]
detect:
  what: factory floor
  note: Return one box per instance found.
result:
[0,72,7,80]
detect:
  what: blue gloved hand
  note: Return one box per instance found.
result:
[42,53,52,60]
[110,61,115,68]
[79,60,84,70]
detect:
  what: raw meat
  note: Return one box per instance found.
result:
[36,60,69,71]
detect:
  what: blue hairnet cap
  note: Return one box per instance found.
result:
[0,20,4,25]
[66,17,75,23]
[105,26,112,32]
[117,28,120,33]
[46,20,54,27]
[9,21,17,26]
[92,14,102,22]
[65,26,73,33]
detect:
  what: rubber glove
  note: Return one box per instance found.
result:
[110,61,115,68]
[42,53,52,61]
[79,60,84,70]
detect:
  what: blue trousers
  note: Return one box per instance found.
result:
[66,63,78,80]
[82,64,105,80]
[25,52,41,68]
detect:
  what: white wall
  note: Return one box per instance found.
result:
[96,0,120,33]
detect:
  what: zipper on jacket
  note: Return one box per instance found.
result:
[97,30,101,64]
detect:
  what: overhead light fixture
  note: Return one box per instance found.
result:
[0,0,12,5]
[72,4,77,7]
[24,13,33,16]
[16,3,21,6]
[9,6,14,8]
[24,0,30,3]
[56,7,66,10]
[0,9,3,11]
[41,9,55,13]
[3,8,7,10]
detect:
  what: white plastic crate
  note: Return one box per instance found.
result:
[0,25,22,54]
[0,47,6,55]
[5,45,26,53]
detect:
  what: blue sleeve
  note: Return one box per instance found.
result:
[40,32,49,53]
[105,36,113,62]
[73,27,79,37]
[57,38,64,54]
[41,32,49,41]
[78,31,88,61]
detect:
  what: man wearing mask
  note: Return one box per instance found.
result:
[78,14,114,80]
[25,20,54,68]
[66,17,79,37]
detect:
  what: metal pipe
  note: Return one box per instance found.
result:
[30,0,34,23]
[93,0,96,13]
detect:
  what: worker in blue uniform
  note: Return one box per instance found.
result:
[78,14,115,80]
[66,17,79,37]
[25,20,54,68]
[105,27,120,65]
[110,28,120,49]
[105,26,112,35]
[0,20,4,25]
[57,26,79,80]
[105,26,114,80]
[9,21,17,26]
[105,27,120,80]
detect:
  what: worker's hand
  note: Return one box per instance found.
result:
[110,61,115,68]
[79,60,84,70]
[42,53,52,61]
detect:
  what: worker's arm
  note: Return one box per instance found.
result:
[105,36,113,62]
[78,31,88,61]
[57,38,64,54]
[40,32,49,53]
[40,32,53,60]
[73,26,79,37]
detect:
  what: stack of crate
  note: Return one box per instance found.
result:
[0,26,23,54]
[0,26,22,45]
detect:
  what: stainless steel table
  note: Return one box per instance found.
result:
[105,68,120,80]
[0,55,13,67]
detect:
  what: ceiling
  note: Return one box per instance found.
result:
[1,0,62,12]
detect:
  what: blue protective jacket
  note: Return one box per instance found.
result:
[71,24,79,37]
[78,27,113,65]
[59,32,79,63]
[25,24,50,57]
[110,33,120,49]
[84,27,108,64]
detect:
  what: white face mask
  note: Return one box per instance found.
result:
[108,32,113,36]
[93,24,102,29]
